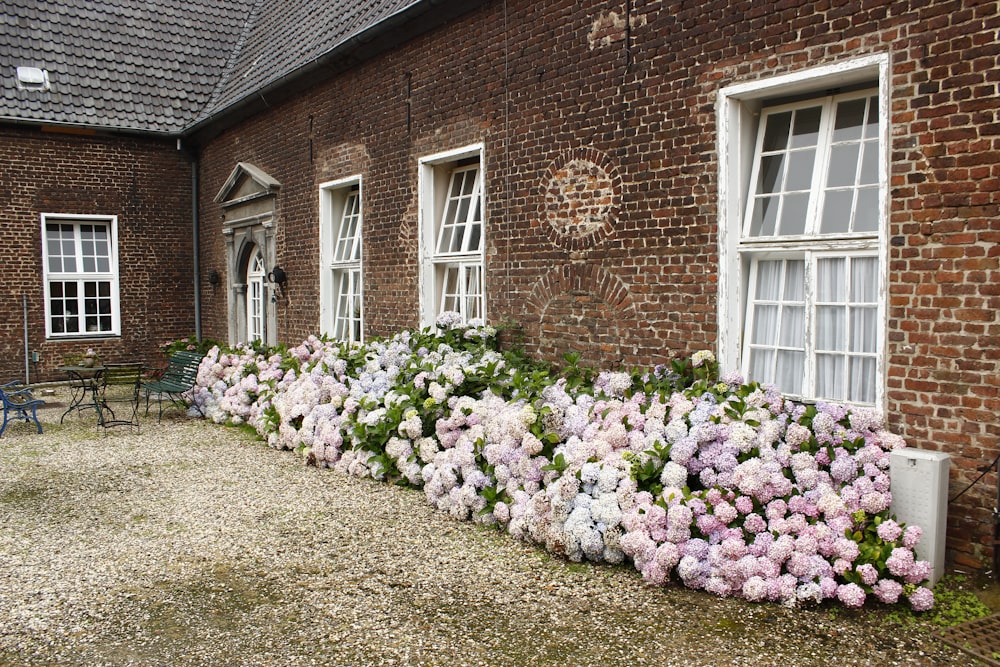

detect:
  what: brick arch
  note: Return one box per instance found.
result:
[525,262,638,368]
[538,146,623,251]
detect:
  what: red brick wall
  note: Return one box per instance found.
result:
[0,128,195,380]
[195,0,999,568]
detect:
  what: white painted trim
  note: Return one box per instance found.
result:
[318,175,363,340]
[40,212,121,339]
[417,143,486,328]
[716,54,890,408]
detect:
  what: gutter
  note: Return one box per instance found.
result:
[0,115,184,139]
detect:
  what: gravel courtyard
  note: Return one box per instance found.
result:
[0,394,977,666]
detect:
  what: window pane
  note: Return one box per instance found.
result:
[436,165,481,255]
[864,96,879,138]
[332,269,362,343]
[833,98,866,142]
[752,305,778,344]
[850,257,878,301]
[820,190,853,234]
[757,155,784,195]
[779,305,804,347]
[785,150,816,191]
[755,260,781,300]
[851,306,878,353]
[437,227,455,254]
[440,266,460,314]
[467,221,482,253]
[816,353,844,400]
[848,356,876,403]
[749,196,778,237]
[455,198,471,228]
[790,106,822,148]
[859,139,878,185]
[745,258,805,394]
[816,305,846,351]
[333,192,362,263]
[783,259,805,301]
[464,265,483,320]
[461,170,476,196]
[749,348,775,385]
[827,144,859,188]
[762,112,791,151]
[779,193,809,236]
[817,258,845,302]
[47,239,62,272]
[776,350,804,395]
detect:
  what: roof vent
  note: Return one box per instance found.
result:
[16,66,50,91]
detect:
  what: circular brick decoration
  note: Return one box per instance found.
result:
[540,148,622,250]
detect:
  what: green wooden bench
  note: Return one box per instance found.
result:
[142,350,205,421]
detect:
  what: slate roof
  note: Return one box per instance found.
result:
[0,0,439,136]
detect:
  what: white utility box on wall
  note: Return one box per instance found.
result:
[889,449,950,585]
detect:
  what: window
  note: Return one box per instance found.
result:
[718,57,888,405]
[319,177,363,342]
[246,248,266,343]
[41,214,120,338]
[419,145,486,327]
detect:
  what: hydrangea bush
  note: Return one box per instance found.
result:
[184,314,934,610]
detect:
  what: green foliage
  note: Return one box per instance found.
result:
[160,335,224,358]
[542,452,568,475]
[479,484,509,517]
[560,352,597,393]
[923,574,993,628]
[625,439,672,498]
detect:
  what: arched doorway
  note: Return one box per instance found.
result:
[216,162,280,347]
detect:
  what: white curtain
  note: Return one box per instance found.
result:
[815,256,878,402]
[748,259,804,394]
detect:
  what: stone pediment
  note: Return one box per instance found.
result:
[215,163,280,209]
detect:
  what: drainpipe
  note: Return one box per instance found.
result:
[180,139,202,342]
[193,158,202,342]
[23,294,29,384]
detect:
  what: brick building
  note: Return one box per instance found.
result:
[1,0,997,570]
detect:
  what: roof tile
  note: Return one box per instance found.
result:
[0,0,455,135]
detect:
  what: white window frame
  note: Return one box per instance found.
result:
[41,213,121,339]
[717,55,890,407]
[319,175,364,342]
[246,248,266,344]
[418,144,486,328]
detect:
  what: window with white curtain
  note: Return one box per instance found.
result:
[419,145,486,327]
[41,214,120,338]
[319,177,363,342]
[738,87,884,404]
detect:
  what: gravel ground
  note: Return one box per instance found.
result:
[0,390,977,666]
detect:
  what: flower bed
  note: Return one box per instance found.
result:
[186,315,934,610]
